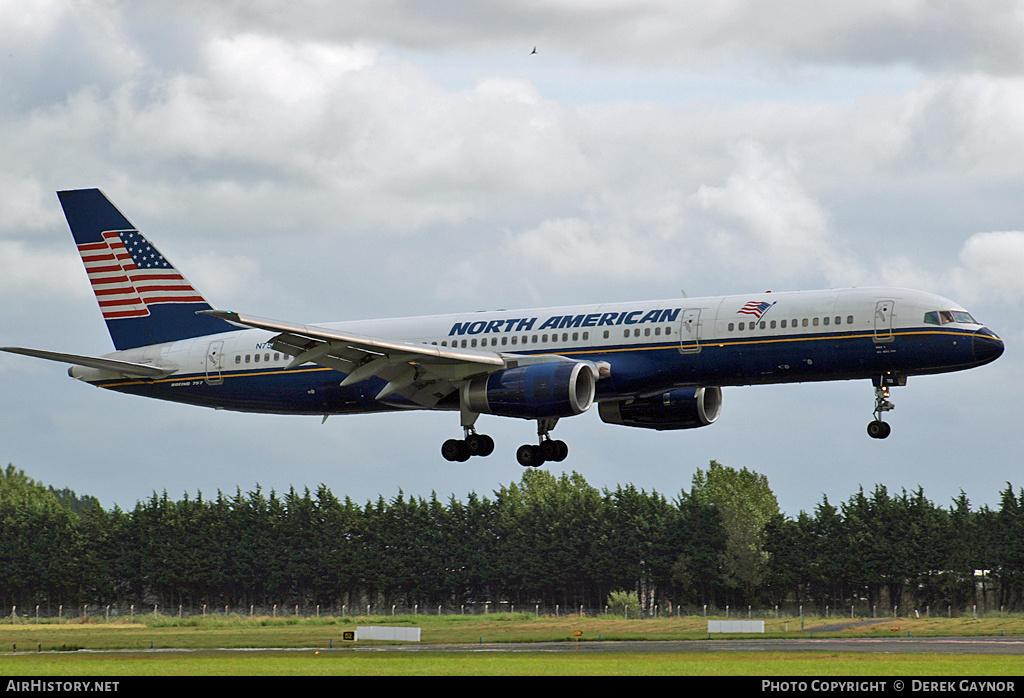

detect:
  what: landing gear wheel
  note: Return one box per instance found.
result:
[867,420,891,439]
[541,439,568,462]
[466,433,495,457]
[441,439,470,462]
[517,444,545,467]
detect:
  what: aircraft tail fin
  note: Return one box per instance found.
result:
[57,188,238,351]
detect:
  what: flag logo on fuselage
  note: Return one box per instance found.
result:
[737,300,775,320]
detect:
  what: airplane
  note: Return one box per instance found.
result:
[2,189,1005,466]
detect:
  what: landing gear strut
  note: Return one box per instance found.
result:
[516,418,569,467]
[442,401,495,462]
[867,384,894,439]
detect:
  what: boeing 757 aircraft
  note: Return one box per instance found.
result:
[2,189,1005,466]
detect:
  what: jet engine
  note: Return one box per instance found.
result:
[463,361,595,420]
[598,387,722,430]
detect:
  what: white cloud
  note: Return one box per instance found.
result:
[0,240,87,299]
[0,0,68,45]
[506,215,673,282]
[878,74,1024,175]
[950,231,1024,304]
[875,230,1024,307]
[179,252,261,304]
[170,1,1024,72]
[689,142,862,287]
[0,175,63,234]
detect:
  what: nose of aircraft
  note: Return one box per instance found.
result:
[973,327,1004,364]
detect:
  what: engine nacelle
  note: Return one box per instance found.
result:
[463,361,595,420]
[598,387,722,431]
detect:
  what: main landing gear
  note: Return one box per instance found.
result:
[516,418,568,468]
[867,384,895,439]
[441,418,569,466]
[441,427,495,462]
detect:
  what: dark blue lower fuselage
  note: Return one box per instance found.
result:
[93,325,1002,416]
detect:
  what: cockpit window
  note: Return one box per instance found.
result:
[924,310,979,326]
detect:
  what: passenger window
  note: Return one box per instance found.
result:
[572,332,579,341]
[770,320,776,329]
[245,355,250,363]
[728,323,735,331]
[582,332,589,340]
[781,320,787,328]
[511,336,517,345]
[847,316,854,324]
[655,327,661,336]
[603,330,609,339]
[645,328,651,337]
[235,355,241,364]
[823,317,829,326]
[802,319,809,327]
[254,353,260,363]
[738,322,745,331]
[624,330,630,338]
[835,316,841,325]
[501,336,507,346]
[812,318,819,327]
[461,340,467,348]
[759,321,766,329]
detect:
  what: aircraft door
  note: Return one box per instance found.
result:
[873,301,895,343]
[205,340,224,385]
[679,309,701,353]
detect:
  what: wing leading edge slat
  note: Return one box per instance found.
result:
[202,310,505,367]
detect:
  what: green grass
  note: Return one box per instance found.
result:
[1,614,1022,676]
[3,612,1022,649]
[0,650,1021,676]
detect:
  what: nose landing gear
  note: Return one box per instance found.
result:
[867,384,894,439]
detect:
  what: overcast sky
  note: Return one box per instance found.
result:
[2,1,1023,516]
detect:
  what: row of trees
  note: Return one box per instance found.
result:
[2,462,1023,615]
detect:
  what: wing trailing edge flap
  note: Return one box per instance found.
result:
[202,310,507,408]
[203,309,605,409]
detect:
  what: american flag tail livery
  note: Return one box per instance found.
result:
[58,189,238,351]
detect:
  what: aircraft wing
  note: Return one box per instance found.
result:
[202,309,514,408]
[0,347,175,378]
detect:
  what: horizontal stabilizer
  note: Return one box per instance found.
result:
[1,347,175,378]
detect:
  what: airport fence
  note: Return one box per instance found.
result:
[5,601,1023,623]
